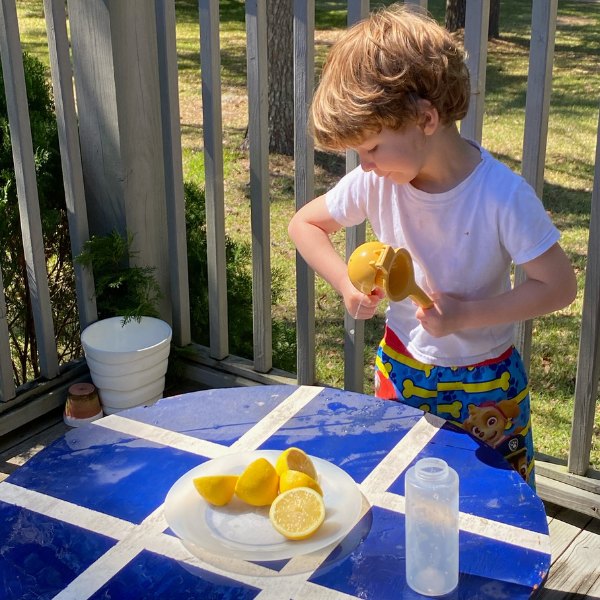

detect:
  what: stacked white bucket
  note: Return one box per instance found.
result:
[81,317,172,414]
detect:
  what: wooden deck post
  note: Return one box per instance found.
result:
[67,0,173,324]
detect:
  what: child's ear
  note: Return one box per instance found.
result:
[422,105,440,135]
[417,99,439,135]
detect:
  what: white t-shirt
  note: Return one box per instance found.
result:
[326,143,560,367]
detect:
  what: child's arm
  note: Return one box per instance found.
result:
[416,242,577,338]
[288,195,384,319]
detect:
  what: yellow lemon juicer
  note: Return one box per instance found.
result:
[348,241,434,308]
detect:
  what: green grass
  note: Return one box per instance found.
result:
[14,0,600,469]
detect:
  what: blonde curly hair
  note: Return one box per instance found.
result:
[310,4,470,150]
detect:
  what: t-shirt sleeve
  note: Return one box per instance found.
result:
[499,180,561,265]
[325,167,370,227]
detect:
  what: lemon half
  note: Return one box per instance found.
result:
[234,457,279,506]
[275,447,318,481]
[269,487,326,540]
[279,469,323,496]
[193,475,238,506]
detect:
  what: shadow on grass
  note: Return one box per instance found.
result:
[176,0,245,24]
[488,152,593,227]
[315,149,346,177]
[315,312,385,384]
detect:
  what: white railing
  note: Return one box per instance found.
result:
[0,0,599,516]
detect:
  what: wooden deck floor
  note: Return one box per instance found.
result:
[1,386,598,599]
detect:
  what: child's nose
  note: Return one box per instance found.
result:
[359,154,376,172]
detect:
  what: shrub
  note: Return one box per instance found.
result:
[74,229,163,323]
[185,181,297,372]
[0,52,79,385]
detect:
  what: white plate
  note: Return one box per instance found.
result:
[164,450,363,561]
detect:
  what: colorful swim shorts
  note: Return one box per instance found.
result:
[375,327,535,489]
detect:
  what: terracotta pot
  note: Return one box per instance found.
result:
[64,383,103,427]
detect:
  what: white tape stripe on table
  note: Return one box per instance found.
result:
[360,411,445,497]
[369,491,551,554]
[91,385,324,459]
[0,482,135,540]
[229,386,325,452]
[52,505,174,600]
[93,415,231,459]
[49,385,328,600]
[0,388,550,600]
[1,413,551,556]
[92,408,550,552]
[51,539,143,600]
[150,533,362,600]
[458,510,551,554]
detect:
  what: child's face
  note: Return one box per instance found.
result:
[352,125,428,185]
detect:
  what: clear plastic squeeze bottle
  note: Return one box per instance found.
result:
[405,457,459,596]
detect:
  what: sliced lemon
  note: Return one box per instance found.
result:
[279,469,323,496]
[275,447,318,481]
[234,457,279,506]
[193,475,238,506]
[269,487,326,540]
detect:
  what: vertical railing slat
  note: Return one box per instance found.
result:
[246,0,272,373]
[343,0,369,393]
[67,0,126,238]
[198,0,228,359]
[0,0,59,379]
[404,0,427,9]
[294,0,315,384]
[461,0,490,144]
[43,0,97,332]
[155,0,191,348]
[514,0,558,375]
[0,268,16,402]
[568,103,600,476]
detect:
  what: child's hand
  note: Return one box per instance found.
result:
[343,281,385,320]
[415,292,467,337]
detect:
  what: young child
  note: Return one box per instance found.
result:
[288,4,577,488]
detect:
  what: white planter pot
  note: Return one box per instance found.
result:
[84,344,171,377]
[81,316,172,413]
[101,393,162,415]
[81,317,172,364]
[98,376,166,408]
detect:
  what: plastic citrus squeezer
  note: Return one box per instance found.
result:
[348,241,433,309]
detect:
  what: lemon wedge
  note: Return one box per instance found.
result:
[234,457,279,506]
[275,447,318,481]
[279,469,323,496]
[269,487,326,540]
[193,475,238,506]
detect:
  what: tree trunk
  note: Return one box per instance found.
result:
[445,0,466,32]
[488,0,500,39]
[266,0,294,155]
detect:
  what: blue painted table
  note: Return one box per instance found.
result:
[0,385,551,599]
